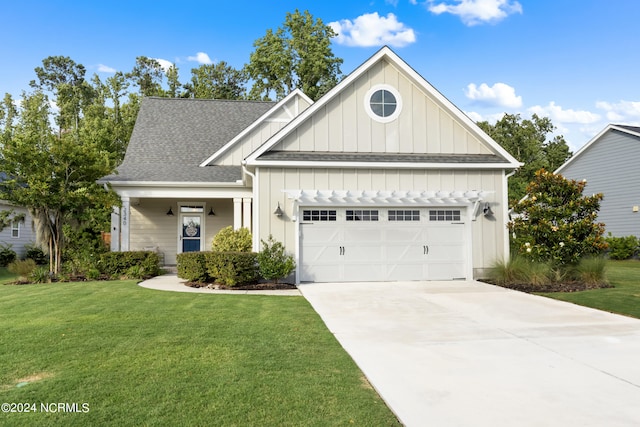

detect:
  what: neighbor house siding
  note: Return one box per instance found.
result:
[0,204,36,258]
[559,130,640,237]
[129,198,234,264]
[256,167,506,277]
[273,59,491,156]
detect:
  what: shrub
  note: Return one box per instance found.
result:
[24,243,48,265]
[8,259,37,281]
[257,235,295,283]
[0,243,17,267]
[207,251,258,287]
[489,256,552,287]
[30,266,51,284]
[605,235,638,260]
[571,256,608,287]
[177,252,211,283]
[99,251,160,279]
[212,226,252,252]
[509,169,607,266]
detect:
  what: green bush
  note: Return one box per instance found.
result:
[30,266,51,284]
[212,226,252,252]
[207,251,258,287]
[257,235,295,283]
[99,251,160,279]
[0,243,17,267]
[24,243,48,265]
[605,235,638,260]
[571,256,608,287]
[8,259,37,281]
[177,252,211,283]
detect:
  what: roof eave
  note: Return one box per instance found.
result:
[247,160,522,170]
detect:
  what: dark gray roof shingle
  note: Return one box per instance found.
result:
[104,97,275,183]
[257,151,509,164]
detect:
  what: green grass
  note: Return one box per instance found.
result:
[0,280,400,426]
[541,260,640,319]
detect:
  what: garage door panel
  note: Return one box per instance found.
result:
[299,207,468,282]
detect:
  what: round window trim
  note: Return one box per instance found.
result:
[364,84,402,123]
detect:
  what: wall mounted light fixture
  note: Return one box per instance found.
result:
[483,203,493,217]
[166,207,174,216]
[273,202,283,217]
[208,207,216,216]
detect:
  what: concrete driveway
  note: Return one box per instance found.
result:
[298,280,640,427]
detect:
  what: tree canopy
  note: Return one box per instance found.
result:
[245,9,343,101]
[478,113,572,203]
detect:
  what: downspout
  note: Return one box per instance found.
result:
[242,163,260,252]
[503,169,517,262]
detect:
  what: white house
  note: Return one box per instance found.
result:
[556,124,640,237]
[101,47,522,282]
[0,202,36,259]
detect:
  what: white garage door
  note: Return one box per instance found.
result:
[299,207,468,282]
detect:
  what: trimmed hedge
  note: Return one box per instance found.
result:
[177,251,259,287]
[605,235,638,260]
[99,251,160,278]
[177,252,211,283]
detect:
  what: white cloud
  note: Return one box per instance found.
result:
[427,0,522,26]
[187,52,213,65]
[97,64,116,73]
[329,12,416,48]
[154,58,174,73]
[465,82,522,108]
[527,102,601,125]
[595,100,640,124]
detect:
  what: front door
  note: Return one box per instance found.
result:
[181,214,202,252]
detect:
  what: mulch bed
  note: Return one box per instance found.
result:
[481,280,612,293]
[185,281,297,291]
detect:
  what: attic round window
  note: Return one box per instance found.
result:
[365,84,402,123]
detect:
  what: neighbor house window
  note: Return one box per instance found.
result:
[429,210,461,221]
[303,210,337,221]
[388,210,420,221]
[11,221,19,238]
[346,210,379,221]
[364,84,402,123]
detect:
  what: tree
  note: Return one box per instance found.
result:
[508,169,607,266]
[477,113,572,203]
[246,9,343,101]
[184,62,248,99]
[127,56,166,97]
[0,90,118,274]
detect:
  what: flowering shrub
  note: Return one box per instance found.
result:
[509,169,607,266]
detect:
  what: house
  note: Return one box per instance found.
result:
[555,124,640,237]
[101,47,521,283]
[0,202,36,258]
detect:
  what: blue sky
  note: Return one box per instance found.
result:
[2,0,639,151]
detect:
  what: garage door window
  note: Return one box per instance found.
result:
[388,210,420,221]
[303,210,337,221]
[429,210,461,221]
[346,210,379,221]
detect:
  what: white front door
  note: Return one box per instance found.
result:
[299,208,468,282]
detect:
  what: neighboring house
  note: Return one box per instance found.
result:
[101,47,521,283]
[555,124,640,238]
[0,202,35,259]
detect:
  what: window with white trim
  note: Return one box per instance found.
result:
[303,210,337,221]
[429,210,461,221]
[388,210,420,221]
[11,220,19,238]
[346,210,379,221]
[364,84,402,123]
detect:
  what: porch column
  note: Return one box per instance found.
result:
[121,197,130,251]
[242,198,252,232]
[111,206,121,252]
[233,198,242,230]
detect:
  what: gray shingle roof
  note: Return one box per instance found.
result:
[616,125,640,134]
[257,151,509,164]
[104,97,275,183]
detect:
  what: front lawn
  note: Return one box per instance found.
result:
[0,281,400,426]
[541,260,640,319]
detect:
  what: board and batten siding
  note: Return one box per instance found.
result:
[256,167,506,278]
[129,198,234,265]
[273,59,492,156]
[559,130,640,237]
